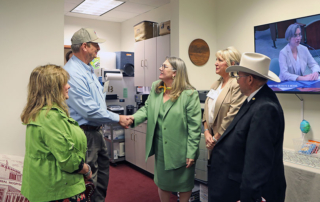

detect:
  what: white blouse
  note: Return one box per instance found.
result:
[207,82,223,125]
[295,55,302,76]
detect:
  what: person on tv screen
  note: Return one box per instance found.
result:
[279,23,320,81]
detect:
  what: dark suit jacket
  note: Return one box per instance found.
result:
[208,84,286,202]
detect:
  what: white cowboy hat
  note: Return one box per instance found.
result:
[226,52,280,82]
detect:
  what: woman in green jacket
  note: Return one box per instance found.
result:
[131,57,202,202]
[20,65,92,202]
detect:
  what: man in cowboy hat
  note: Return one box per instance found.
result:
[208,53,286,202]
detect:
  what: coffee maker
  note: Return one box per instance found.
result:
[135,94,149,109]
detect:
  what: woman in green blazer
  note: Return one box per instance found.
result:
[131,57,201,202]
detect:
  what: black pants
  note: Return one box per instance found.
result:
[84,129,110,202]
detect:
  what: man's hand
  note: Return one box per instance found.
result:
[119,115,133,129]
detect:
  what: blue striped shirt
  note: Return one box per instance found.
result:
[64,55,119,126]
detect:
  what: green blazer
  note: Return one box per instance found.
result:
[133,81,202,170]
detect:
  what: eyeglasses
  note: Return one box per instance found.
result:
[160,64,176,72]
[293,33,302,38]
[230,72,249,80]
[160,64,170,69]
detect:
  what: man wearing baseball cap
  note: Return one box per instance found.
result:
[64,28,132,202]
[208,53,286,202]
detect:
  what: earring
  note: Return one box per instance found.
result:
[172,75,175,80]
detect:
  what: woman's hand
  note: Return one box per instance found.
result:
[84,170,92,180]
[204,130,214,150]
[80,163,92,180]
[213,132,221,143]
[186,158,195,168]
[297,72,319,81]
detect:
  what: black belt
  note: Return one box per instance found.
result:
[80,125,101,131]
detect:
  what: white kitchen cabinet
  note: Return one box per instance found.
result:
[134,38,157,87]
[124,128,135,164]
[134,41,145,86]
[134,131,147,169]
[134,35,170,87]
[124,122,154,174]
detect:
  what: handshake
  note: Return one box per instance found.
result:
[119,115,134,129]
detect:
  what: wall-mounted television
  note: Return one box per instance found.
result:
[254,14,320,94]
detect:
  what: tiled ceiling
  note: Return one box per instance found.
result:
[64,0,170,22]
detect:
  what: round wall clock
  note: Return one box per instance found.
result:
[188,39,210,66]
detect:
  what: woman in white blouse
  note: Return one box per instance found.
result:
[202,47,246,157]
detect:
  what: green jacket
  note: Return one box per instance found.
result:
[133,81,202,170]
[21,105,87,202]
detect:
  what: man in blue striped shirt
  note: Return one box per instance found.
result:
[64,28,132,202]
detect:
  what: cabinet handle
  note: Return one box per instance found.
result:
[134,134,136,141]
[141,60,143,67]
[144,59,147,67]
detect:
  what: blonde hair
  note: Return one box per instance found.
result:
[215,46,241,67]
[155,57,195,101]
[21,64,70,124]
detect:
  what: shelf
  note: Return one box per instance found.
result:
[104,137,125,143]
[110,156,125,163]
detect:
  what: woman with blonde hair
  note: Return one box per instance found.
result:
[202,47,246,155]
[21,64,91,202]
[130,57,201,202]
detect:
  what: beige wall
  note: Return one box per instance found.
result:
[212,0,320,149]
[121,0,179,55]
[64,16,121,52]
[0,0,64,156]
[179,0,217,90]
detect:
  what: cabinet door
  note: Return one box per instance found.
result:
[146,155,155,174]
[156,35,170,79]
[125,129,135,164]
[134,40,145,86]
[144,37,157,87]
[134,131,147,170]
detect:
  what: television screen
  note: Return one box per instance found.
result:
[254,14,320,94]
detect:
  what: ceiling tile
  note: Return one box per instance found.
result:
[65,0,84,4]
[65,12,99,19]
[64,0,169,22]
[113,2,155,13]
[96,16,127,22]
[128,0,170,7]
[64,2,79,12]
[101,10,139,19]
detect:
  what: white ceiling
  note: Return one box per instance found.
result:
[64,0,170,22]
